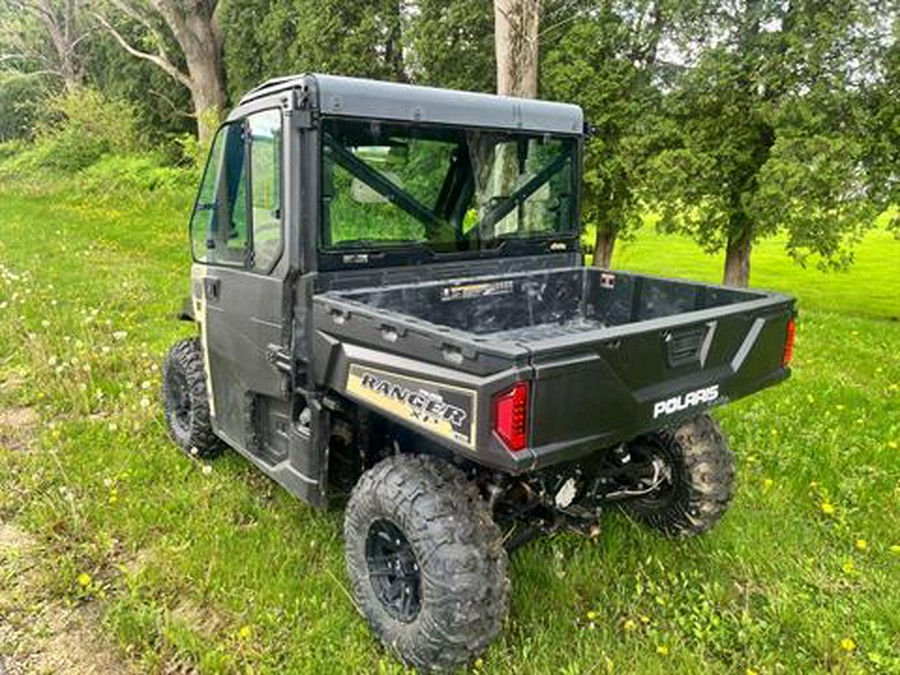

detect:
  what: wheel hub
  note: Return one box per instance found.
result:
[365,519,421,623]
[165,367,192,435]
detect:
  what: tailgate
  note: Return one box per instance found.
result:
[526,296,795,466]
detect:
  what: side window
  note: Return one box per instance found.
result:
[248,110,283,270]
[190,110,283,270]
[191,121,249,266]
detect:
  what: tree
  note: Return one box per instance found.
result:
[0,0,89,90]
[84,24,195,144]
[646,0,886,286]
[860,11,900,238]
[494,0,540,97]
[403,0,495,92]
[542,1,668,268]
[220,0,410,102]
[95,0,225,144]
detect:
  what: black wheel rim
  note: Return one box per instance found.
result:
[165,366,192,437]
[365,519,421,623]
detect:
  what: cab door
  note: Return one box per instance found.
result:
[188,108,290,453]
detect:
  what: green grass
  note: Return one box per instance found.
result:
[608,225,900,321]
[1,188,899,674]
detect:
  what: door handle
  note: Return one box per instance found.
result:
[204,278,221,301]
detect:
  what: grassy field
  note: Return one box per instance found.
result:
[1,188,898,674]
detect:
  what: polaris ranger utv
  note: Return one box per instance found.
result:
[162,74,796,671]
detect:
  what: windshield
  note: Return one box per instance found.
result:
[321,118,577,253]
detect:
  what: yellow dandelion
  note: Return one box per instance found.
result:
[889,441,898,450]
[820,502,835,515]
[238,625,252,640]
[586,610,598,621]
[842,560,855,574]
[746,669,760,675]
[657,645,670,656]
[77,572,91,587]
[639,615,650,624]
[763,478,774,490]
[855,539,867,551]
[623,619,637,632]
[474,658,484,670]
[840,637,856,652]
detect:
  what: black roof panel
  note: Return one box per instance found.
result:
[237,73,583,135]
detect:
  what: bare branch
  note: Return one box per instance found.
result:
[93,11,191,89]
[105,0,181,70]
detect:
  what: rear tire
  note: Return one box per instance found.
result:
[623,414,735,536]
[344,454,509,672]
[161,338,221,458]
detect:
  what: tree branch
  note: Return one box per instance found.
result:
[105,0,182,75]
[93,11,191,89]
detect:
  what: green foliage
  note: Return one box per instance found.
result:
[0,88,144,177]
[82,29,196,145]
[542,5,664,250]
[0,87,195,210]
[220,0,407,101]
[644,0,890,277]
[0,71,47,142]
[75,154,197,200]
[860,30,900,238]
[402,0,495,92]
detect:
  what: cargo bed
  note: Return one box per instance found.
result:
[313,266,795,472]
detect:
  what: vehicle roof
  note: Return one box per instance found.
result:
[236,73,584,135]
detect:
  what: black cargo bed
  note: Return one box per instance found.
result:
[321,267,774,345]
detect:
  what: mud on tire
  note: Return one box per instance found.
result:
[161,338,221,458]
[344,454,509,672]
[624,414,735,536]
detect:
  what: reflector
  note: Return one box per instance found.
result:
[493,382,529,452]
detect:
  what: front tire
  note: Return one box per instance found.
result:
[161,338,221,458]
[623,414,735,536]
[344,454,509,672]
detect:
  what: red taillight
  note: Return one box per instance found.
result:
[782,316,796,367]
[493,382,529,452]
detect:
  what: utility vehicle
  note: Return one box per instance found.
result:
[162,73,796,671]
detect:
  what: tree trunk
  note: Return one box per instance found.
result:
[593,229,616,268]
[185,47,226,146]
[494,0,540,98]
[160,4,226,145]
[40,0,84,90]
[723,232,752,287]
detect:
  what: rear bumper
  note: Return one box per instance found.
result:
[526,367,790,472]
